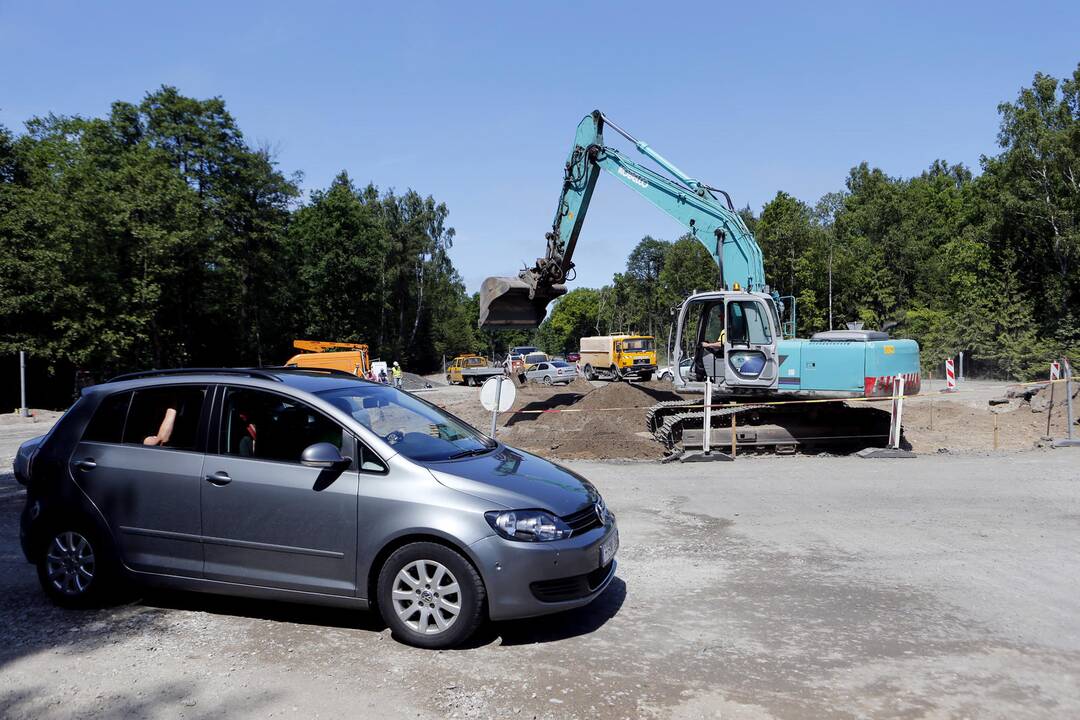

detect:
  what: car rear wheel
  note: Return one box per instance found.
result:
[377,542,485,649]
[37,524,117,608]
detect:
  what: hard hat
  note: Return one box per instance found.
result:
[393,361,399,366]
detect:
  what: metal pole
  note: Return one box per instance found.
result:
[490,376,503,438]
[959,351,964,384]
[19,351,29,417]
[702,381,713,454]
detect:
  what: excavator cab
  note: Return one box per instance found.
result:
[479,276,567,328]
[674,291,780,393]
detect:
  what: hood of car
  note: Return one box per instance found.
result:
[427,446,598,516]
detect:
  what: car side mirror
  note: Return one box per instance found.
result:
[300,442,351,470]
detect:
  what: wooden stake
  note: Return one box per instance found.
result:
[993,413,999,450]
[731,411,737,458]
[1046,377,1056,438]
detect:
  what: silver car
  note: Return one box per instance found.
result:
[524,360,577,385]
[15,368,618,649]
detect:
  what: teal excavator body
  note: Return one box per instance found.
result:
[479,110,919,400]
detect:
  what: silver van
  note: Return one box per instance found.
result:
[15,368,618,648]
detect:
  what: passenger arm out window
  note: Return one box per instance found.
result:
[122,386,207,451]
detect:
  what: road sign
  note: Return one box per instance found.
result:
[480,375,515,413]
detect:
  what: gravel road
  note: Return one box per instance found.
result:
[2,419,1079,718]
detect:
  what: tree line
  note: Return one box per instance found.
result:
[0,86,479,405]
[2,67,1077,408]
[531,65,1080,380]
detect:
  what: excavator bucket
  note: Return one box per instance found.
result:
[478,276,566,328]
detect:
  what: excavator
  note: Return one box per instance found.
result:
[479,110,921,453]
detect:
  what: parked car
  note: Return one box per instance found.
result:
[566,352,581,363]
[524,360,578,385]
[14,367,618,649]
[658,358,694,382]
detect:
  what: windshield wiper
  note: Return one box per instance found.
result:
[448,447,494,460]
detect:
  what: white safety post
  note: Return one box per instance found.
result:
[958,351,964,383]
[19,351,29,417]
[490,375,503,438]
[889,373,906,449]
[702,379,713,454]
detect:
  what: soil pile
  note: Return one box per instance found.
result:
[504,380,684,460]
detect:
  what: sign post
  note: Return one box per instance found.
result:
[480,375,516,439]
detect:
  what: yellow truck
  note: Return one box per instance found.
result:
[284,340,370,377]
[446,354,504,386]
[579,334,657,381]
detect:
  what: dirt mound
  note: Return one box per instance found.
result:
[501,380,685,460]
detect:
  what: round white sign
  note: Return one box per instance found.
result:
[480,376,516,412]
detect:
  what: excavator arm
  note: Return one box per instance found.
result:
[479,110,767,328]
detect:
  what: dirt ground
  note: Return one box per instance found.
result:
[2,422,1078,719]
[420,376,1079,460]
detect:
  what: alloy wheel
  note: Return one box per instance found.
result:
[391,559,461,634]
[45,531,95,596]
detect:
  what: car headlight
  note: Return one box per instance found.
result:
[485,510,572,542]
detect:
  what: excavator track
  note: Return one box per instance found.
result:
[652,403,772,449]
[647,400,893,454]
[645,399,701,436]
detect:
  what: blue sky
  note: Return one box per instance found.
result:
[2,2,1078,293]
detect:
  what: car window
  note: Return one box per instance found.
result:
[221,387,343,463]
[83,391,132,444]
[537,363,548,370]
[551,361,570,368]
[122,386,207,451]
[317,384,493,462]
[356,441,388,473]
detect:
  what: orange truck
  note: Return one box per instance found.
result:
[284,340,370,377]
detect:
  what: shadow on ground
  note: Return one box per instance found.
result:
[505,393,585,427]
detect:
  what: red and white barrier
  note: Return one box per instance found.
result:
[943,357,957,392]
[1051,361,1061,381]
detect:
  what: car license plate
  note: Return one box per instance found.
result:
[599,528,619,567]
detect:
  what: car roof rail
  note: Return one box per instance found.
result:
[106,368,284,383]
[256,366,362,379]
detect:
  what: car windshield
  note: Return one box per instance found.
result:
[622,338,654,351]
[317,384,494,462]
[524,353,547,364]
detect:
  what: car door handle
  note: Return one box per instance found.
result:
[73,458,97,471]
[205,471,232,486]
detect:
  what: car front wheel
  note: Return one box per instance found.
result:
[377,542,486,649]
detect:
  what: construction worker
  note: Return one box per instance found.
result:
[391,361,403,390]
[702,327,726,351]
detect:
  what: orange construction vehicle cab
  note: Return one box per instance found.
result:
[285,340,370,377]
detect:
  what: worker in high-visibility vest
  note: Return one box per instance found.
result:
[391,361,403,390]
[702,327,726,351]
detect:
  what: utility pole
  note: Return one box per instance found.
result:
[828,243,834,331]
